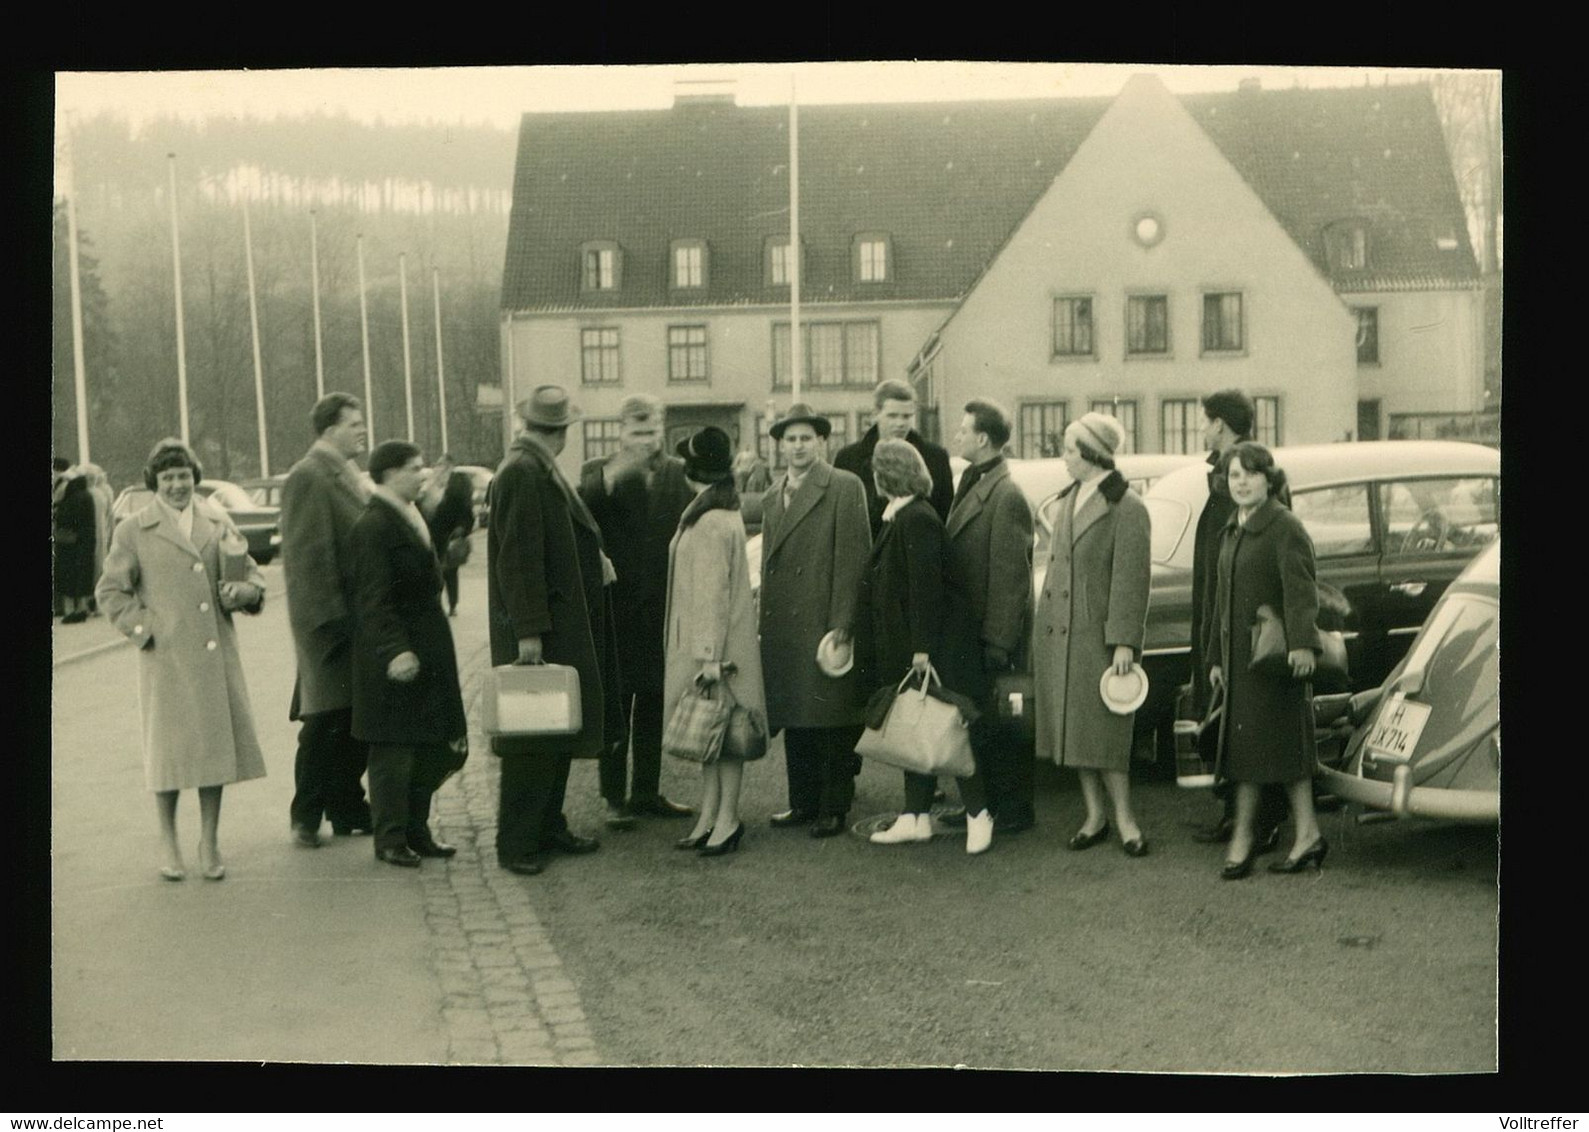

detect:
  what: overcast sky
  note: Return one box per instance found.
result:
[55,62,1482,133]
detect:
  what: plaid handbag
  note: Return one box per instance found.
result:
[662,676,733,764]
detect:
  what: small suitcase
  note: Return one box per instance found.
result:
[482,663,582,737]
[993,671,1035,747]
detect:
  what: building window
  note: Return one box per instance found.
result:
[1326,221,1369,272]
[671,240,707,290]
[667,325,708,383]
[1201,292,1244,353]
[1161,399,1201,454]
[765,237,803,287]
[1254,396,1281,447]
[772,320,881,388]
[579,241,621,292]
[1089,399,1138,455]
[854,233,891,283]
[1053,296,1095,358]
[1354,306,1380,364]
[1127,295,1170,355]
[1018,402,1069,460]
[583,419,623,460]
[580,327,621,385]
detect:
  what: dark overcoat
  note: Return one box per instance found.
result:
[1212,495,1319,784]
[53,477,98,600]
[577,452,692,696]
[1032,471,1151,771]
[281,443,369,718]
[1190,453,1235,712]
[833,425,956,538]
[486,435,621,758]
[757,460,872,732]
[942,459,1035,704]
[853,498,979,700]
[350,497,467,746]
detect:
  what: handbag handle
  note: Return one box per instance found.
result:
[894,663,942,700]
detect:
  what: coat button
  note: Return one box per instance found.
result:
[199,601,210,612]
[1059,627,1067,634]
[206,640,218,651]
[192,562,204,572]
[1045,626,1053,635]
[134,625,144,634]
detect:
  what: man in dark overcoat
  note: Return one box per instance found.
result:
[944,400,1037,832]
[488,385,621,877]
[281,392,374,847]
[1190,390,1287,850]
[577,394,696,828]
[833,378,955,538]
[350,440,468,868]
[758,403,872,838]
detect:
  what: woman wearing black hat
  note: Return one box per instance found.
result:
[664,427,768,856]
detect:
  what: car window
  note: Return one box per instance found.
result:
[1379,477,1499,557]
[1290,485,1375,557]
[1145,496,1193,566]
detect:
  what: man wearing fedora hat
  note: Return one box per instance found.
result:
[487,385,622,876]
[758,403,872,837]
[834,379,955,540]
[577,394,697,829]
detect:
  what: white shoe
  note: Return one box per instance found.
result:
[965,810,994,855]
[870,812,932,844]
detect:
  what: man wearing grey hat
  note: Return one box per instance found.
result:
[758,403,872,837]
[578,394,696,829]
[487,385,622,876]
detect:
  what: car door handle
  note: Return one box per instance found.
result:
[1389,581,1427,597]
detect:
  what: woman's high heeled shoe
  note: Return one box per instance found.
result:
[698,823,744,857]
[675,828,713,850]
[1267,836,1329,874]
[1221,850,1257,880]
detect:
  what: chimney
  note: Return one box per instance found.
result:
[673,79,737,108]
[1238,77,1261,93]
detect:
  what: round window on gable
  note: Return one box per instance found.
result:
[1131,212,1165,248]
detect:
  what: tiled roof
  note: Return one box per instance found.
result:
[502,84,1476,312]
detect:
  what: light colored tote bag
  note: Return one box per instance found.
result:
[855,663,976,778]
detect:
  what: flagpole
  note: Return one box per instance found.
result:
[309,209,326,400]
[356,233,374,438]
[433,266,449,454]
[62,113,90,462]
[243,196,269,476]
[789,74,802,403]
[399,252,415,442]
[167,153,191,444]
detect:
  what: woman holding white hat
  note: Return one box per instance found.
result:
[1032,412,1153,856]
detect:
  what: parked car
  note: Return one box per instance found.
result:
[1312,538,1498,821]
[239,474,287,509]
[1133,440,1500,758]
[111,478,284,564]
[454,465,494,528]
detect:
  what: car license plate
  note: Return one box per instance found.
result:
[1362,693,1432,769]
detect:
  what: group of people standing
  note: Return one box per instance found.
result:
[86,373,1330,883]
[53,457,114,623]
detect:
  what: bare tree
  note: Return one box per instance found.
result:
[1432,71,1502,275]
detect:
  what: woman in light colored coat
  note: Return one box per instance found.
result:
[1032,413,1152,857]
[96,439,267,882]
[664,428,767,857]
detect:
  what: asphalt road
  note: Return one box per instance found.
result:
[49,539,1498,1071]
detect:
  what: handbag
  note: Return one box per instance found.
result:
[482,664,582,737]
[1173,683,1221,788]
[855,664,977,778]
[720,685,768,762]
[1250,604,1348,683]
[662,675,733,764]
[443,528,471,570]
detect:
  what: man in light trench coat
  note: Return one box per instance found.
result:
[758,403,872,838]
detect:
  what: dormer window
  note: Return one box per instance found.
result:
[1325,221,1369,272]
[671,239,708,290]
[854,233,892,283]
[580,240,622,292]
[765,236,805,286]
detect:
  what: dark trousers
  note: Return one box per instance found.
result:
[497,753,573,865]
[599,687,665,806]
[442,567,460,613]
[367,742,455,853]
[972,713,1033,825]
[289,708,370,831]
[904,765,986,815]
[783,725,864,818]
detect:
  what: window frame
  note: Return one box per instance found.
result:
[1376,476,1499,561]
[582,419,624,461]
[1017,400,1070,460]
[853,232,892,284]
[670,239,708,291]
[771,319,882,390]
[1052,294,1097,360]
[1200,290,1246,355]
[1125,293,1172,358]
[666,324,710,384]
[579,240,622,293]
[1159,398,1201,455]
[1253,396,1282,447]
[1089,399,1139,455]
[1290,483,1378,560]
[1354,306,1380,365]
[764,236,804,287]
[579,326,622,386]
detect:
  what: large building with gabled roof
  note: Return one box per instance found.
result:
[500,74,1483,467]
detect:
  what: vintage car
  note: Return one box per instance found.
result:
[1135,440,1500,758]
[1312,538,1499,821]
[111,478,284,564]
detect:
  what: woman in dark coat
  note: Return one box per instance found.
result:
[351,441,468,867]
[54,472,99,622]
[426,468,477,617]
[1210,442,1326,879]
[857,439,992,855]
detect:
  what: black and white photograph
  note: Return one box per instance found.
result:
[45,60,1503,1077]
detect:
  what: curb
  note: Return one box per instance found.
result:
[52,584,281,670]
